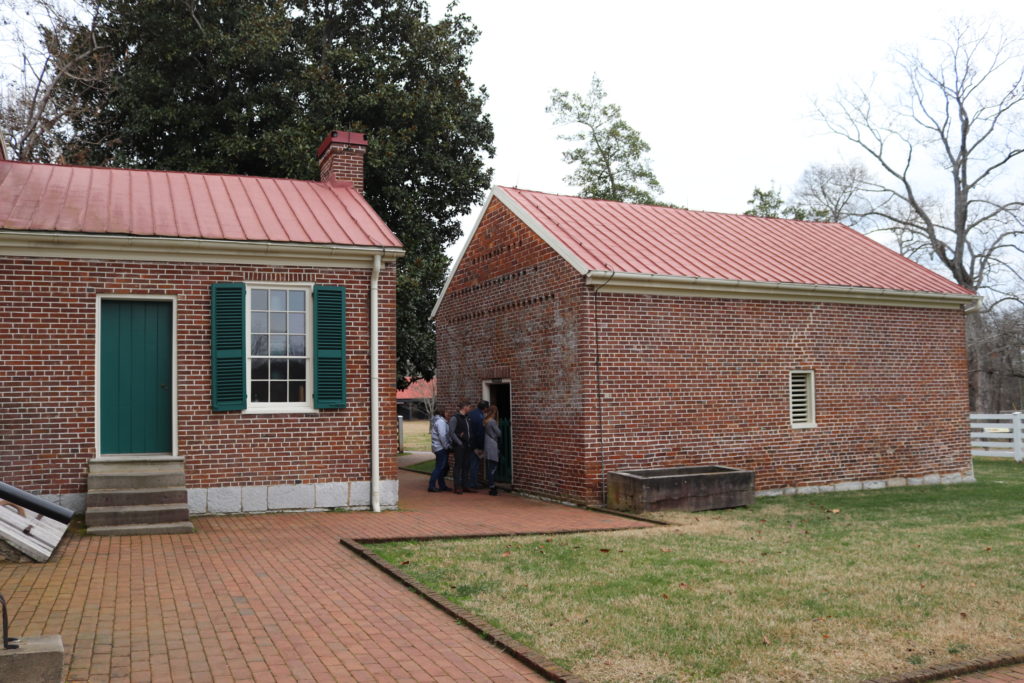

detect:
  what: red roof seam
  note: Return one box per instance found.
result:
[217,175,252,241]
[260,179,303,242]
[288,181,331,245]
[80,166,95,232]
[54,165,74,232]
[181,174,206,240]
[252,177,297,243]
[164,173,180,238]
[307,184,358,243]
[28,164,57,232]
[571,197,649,272]
[337,186,385,245]
[144,169,156,236]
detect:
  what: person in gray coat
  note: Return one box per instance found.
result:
[483,405,502,496]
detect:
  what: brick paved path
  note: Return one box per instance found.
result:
[955,664,1024,681]
[0,470,648,682]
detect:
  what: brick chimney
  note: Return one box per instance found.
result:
[317,130,367,193]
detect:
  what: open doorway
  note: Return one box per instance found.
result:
[483,380,512,485]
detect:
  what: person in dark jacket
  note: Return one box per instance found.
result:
[447,400,473,494]
[466,400,488,490]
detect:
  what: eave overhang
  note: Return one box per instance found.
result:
[0,229,404,269]
[585,270,979,310]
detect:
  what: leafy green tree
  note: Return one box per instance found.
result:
[743,185,819,220]
[547,75,662,204]
[44,0,495,386]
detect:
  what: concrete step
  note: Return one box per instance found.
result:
[85,503,190,527]
[87,469,185,490]
[86,487,187,508]
[87,521,195,536]
[90,454,182,465]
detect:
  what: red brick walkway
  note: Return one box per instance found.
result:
[955,664,1024,681]
[0,470,648,681]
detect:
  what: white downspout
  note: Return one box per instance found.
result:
[370,252,381,512]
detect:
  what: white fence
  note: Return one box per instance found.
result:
[970,412,1024,461]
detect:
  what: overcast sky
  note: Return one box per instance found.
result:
[428,0,1023,257]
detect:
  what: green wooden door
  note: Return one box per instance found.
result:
[100,300,172,454]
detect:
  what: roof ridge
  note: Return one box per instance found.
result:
[0,157,324,186]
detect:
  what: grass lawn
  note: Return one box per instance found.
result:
[404,457,435,474]
[400,418,432,453]
[373,459,1024,682]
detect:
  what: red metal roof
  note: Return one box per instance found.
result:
[500,187,973,296]
[0,159,402,247]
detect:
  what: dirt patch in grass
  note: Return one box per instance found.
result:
[374,459,1024,682]
[400,418,432,453]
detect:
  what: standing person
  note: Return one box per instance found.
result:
[467,400,488,490]
[483,405,502,496]
[448,400,473,494]
[428,409,450,492]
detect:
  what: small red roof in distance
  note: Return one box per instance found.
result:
[0,160,402,247]
[396,378,435,400]
[501,187,972,296]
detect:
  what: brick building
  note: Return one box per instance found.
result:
[0,131,403,532]
[433,187,977,505]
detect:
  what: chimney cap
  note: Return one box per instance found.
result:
[317,130,367,159]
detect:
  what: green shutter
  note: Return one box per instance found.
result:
[313,285,347,409]
[211,283,246,411]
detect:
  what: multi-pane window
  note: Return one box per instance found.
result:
[210,282,346,412]
[249,287,309,406]
[790,370,816,427]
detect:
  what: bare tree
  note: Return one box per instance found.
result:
[791,161,872,226]
[816,18,1024,302]
[0,0,110,162]
[419,389,436,420]
[969,307,1024,412]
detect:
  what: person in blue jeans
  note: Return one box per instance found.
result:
[467,400,488,489]
[427,409,450,492]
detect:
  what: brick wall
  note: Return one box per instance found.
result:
[435,198,593,501]
[436,197,972,505]
[0,255,398,497]
[580,292,971,502]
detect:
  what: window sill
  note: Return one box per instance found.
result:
[791,422,818,429]
[242,406,319,415]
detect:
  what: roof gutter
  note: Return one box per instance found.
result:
[584,270,980,310]
[0,229,404,268]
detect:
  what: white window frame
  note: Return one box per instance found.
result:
[243,282,317,415]
[789,370,816,429]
